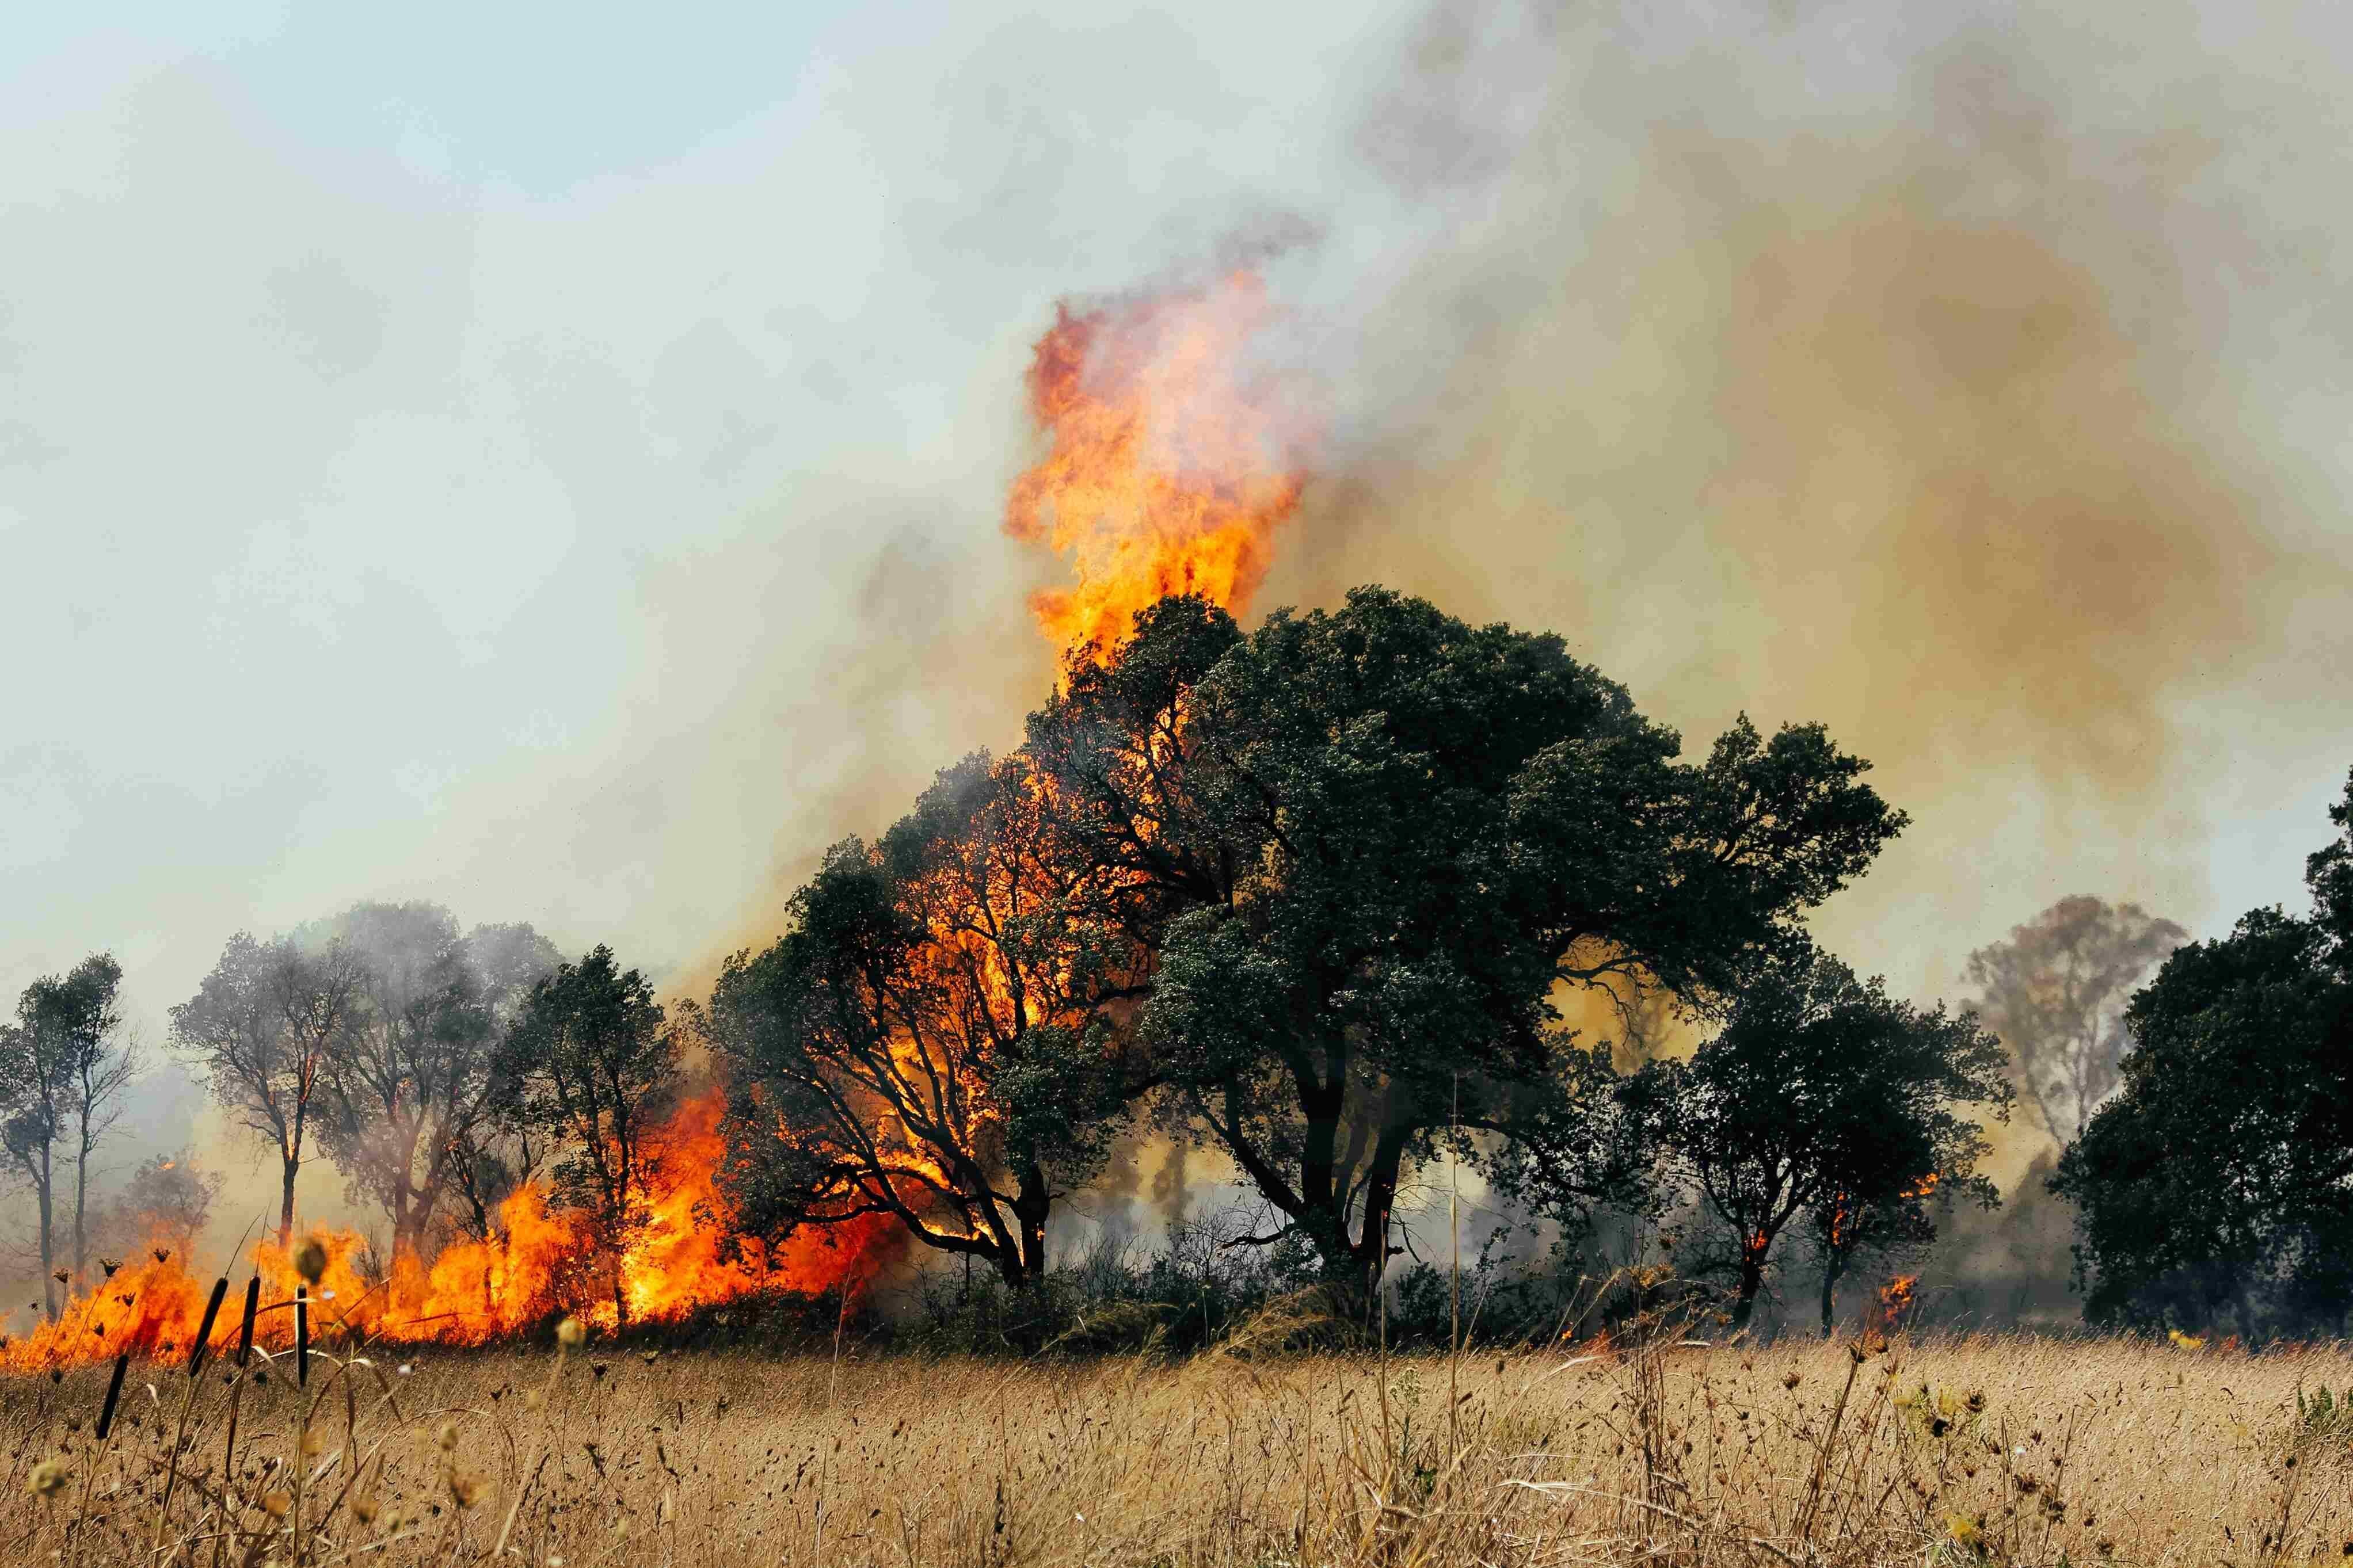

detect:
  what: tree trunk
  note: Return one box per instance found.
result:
[72,1128,89,1283]
[1335,1126,1412,1329]
[1819,1252,1844,1338]
[1010,1162,1051,1290]
[37,1149,56,1321]
[279,1155,299,1249]
[1733,1254,1765,1332]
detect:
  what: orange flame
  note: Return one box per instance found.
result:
[1005,269,1312,659]
[1,1090,900,1375]
[1876,1273,1920,1332]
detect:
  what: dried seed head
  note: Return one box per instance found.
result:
[352,1493,379,1524]
[524,1390,545,1413]
[28,1458,70,1499]
[435,1420,459,1451]
[449,1472,485,1509]
[261,1491,292,1518]
[555,1317,586,1348]
[291,1237,328,1285]
[300,1430,326,1459]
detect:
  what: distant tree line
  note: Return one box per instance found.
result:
[13,583,2331,1342]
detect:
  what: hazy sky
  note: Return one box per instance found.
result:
[5,0,2349,1101]
[0,2,1433,1029]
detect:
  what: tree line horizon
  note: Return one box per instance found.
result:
[6,586,2346,1340]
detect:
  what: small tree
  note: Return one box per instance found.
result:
[710,753,1149,1289]
[1966,896,2186,1146]
[172,933,364,1246]
[2,955,142,1313]
[102,1150,222,1266]
[492,945,686,1329]
[1627,943,2010,1332]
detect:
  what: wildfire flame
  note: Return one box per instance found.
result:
[1876,1273,1920,1331]
[9,272,1319,1377]
[1005,269,1312,659]
[1,1091,899,1375]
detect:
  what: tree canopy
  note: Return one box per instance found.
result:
[492,943,687,1327]
[1624,941,2009,1332]
[2053,771,2353,1336]
[1031,587,1906,1298]
[710,752,1151,1288]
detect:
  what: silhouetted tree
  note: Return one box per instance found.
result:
[1625,943,2008,1333]
[1966,896,2185,1146]
[311,904,559,1260]
[2053,770,2353,1337]
[172,932,365,1246]
[711,753,1151,1288]
[101,1150,221,1265]
[2,955,140,1314]
[1032,589,1906,1303]
[492,944,686,1328]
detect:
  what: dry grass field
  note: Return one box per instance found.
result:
[8,1318,2353,1567]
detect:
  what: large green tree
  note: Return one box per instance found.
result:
[1030,588,1906,1300]
[2053,770,2353,1336]
[1624,943,2009,1333]
[711,753,1150,1288]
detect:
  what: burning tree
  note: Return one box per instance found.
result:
[98,1149,220,1265]
[1624,941,2009,1333]
[492,944,689,1330]
[1966,895,2185,1146]
[1029,587,1905,1306]
[710,752,1153,1289]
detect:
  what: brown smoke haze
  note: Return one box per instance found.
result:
[1266,9,2352,1055]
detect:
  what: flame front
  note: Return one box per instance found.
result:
[0,1090,901,1375]
[1877,1273,1920,1330]
[1005,269,1311,659]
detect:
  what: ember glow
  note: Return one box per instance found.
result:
[1877,1273,1921,1331]
[0,1092,900,1374]
[1004,269,1312,659]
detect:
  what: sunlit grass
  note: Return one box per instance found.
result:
[5,1314,2350,1566]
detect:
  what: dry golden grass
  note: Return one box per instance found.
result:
[6,1322,2353,1566]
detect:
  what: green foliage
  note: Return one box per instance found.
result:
[1624,940,2011,1329]
[2290,1384,2353,1454]
[2052,769,2353,1338]
[1034,587,1904,1298]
